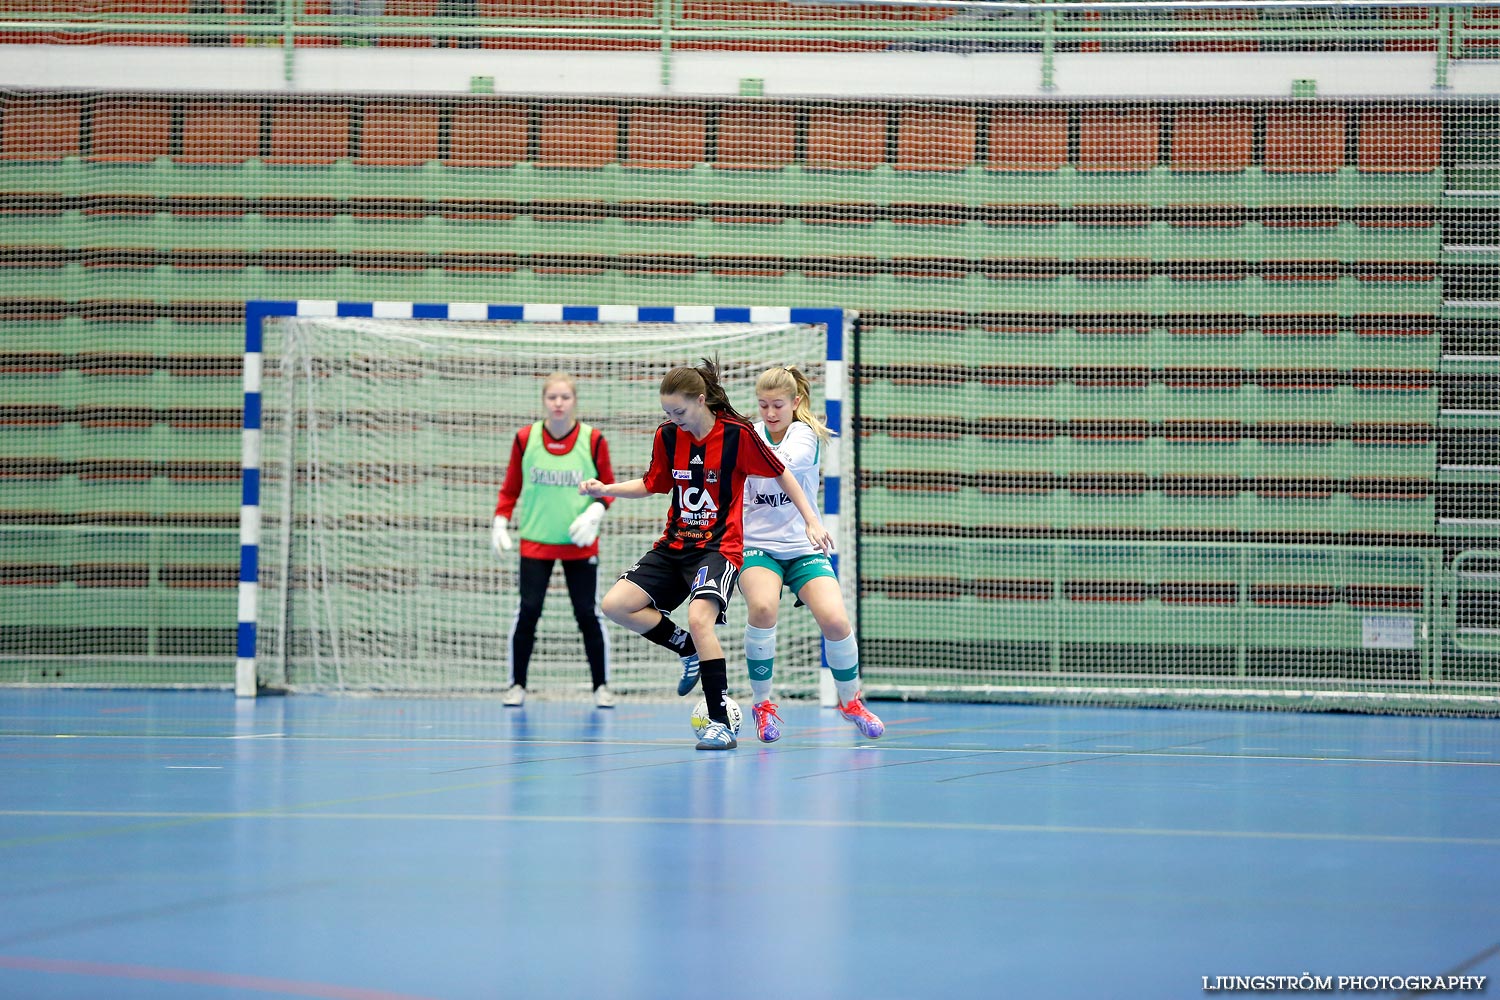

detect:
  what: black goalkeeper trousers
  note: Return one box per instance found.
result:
[509,555,608,690]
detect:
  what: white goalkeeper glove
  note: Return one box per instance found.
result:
[568,502,605,547]
[490,515,513,556]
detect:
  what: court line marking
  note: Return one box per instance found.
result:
[1412,940,1500,998]
[574,744,836,775]
[4,732,1497,767]
[5,724,1497,849]
[909,746,1500,769]
[791,751,996,780]
[0,748,617,850]
[0,880,341,951]
[3,809,1498,848]
[431,744,682,775]
[0,954,434,1000]
[926,725,1499,782]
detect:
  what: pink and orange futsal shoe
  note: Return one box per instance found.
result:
[837,693,884,739]
[752,700,783,743]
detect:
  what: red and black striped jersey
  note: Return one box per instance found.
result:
[641,413,784,563]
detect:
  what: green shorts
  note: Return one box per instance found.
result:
[740,549,837,598]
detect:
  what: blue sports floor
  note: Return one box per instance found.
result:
[1,690,1497,1000]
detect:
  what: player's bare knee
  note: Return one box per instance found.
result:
[819,614,852,642]
[686,599,719,635]
[600,585,636,625]
[745,601,778,629]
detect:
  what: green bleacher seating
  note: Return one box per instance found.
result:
[1,92,1484,684]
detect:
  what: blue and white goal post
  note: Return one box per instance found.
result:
[237,301,854,702]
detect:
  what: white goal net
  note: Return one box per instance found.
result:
[251,315,844,699]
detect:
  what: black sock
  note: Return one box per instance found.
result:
[700,658,729,723]
[642,615,697,659]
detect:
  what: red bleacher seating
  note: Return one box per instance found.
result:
[1357,106,1441,172]
[1078,107,1160,172]
[357,100,441,166]
[624,105,707,169]
[536,103,618,168]
[987,107,1068,172]
[0,95,84,160]
[178,100,262,164]
[1171,106,1254,172]
[266,99,352,165]
[806,106,885,170]
[715,105,796,170]
[894,105,977,171]
[88,96,172,162]
[446,101,528,167]
[1265,105,1346,173]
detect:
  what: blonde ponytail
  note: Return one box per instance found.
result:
[756,365,832,444]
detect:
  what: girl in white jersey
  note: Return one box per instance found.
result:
[738,366,884,743]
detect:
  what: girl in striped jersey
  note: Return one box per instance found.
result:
[738,365,884,742]
[580,359,832,750]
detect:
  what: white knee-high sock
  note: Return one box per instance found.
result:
[745,623,777,704]
[825,631,861,705]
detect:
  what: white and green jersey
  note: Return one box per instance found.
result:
[743,420,821,558]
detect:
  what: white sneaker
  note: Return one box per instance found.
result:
[695,721,737,750]
[502,684,525,707]
[594,685,616,709]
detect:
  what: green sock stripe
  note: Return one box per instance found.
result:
[748,658,774,681]
[830,664,858,683]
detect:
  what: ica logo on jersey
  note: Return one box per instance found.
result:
[678,485,719,526]
[679,486,718,512]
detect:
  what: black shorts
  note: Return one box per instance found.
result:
[619,547,739,625]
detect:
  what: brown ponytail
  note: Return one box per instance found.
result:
[660,356,750,423]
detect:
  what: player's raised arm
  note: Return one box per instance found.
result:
[772,467,834,555]
[580,477,652,500]
[580,409,677,501]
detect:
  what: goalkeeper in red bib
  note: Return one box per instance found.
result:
[492,372,616,708]
[580,358,831,750]
[738,365,883,743]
